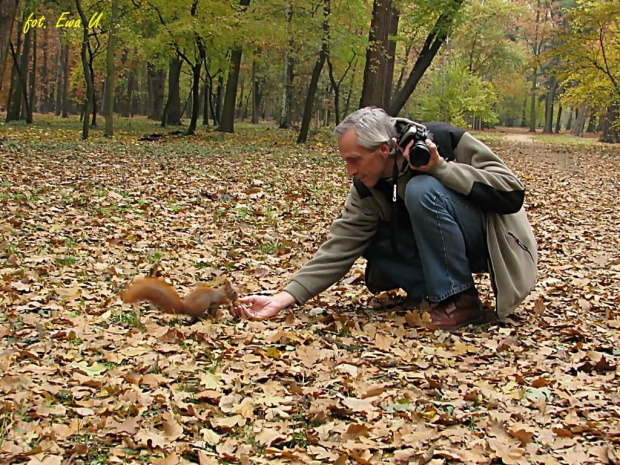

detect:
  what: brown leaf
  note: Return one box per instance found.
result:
[374,333,392,351]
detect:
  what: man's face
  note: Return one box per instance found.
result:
[338,128,390,188]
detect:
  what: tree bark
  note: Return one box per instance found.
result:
[297,0,330,143]
[554,105,562,133]
[40,25,49,112]
[387,0,464,116]
[147,63,165,120]
[76,0,94,138]
[529,66,537,132]
[599,104,619,143]
[279,0,294,129]
[359,0,398,109]
[218,0,251,133]
[104,0,118,137]
[0,0,19,96]
[162,57,182,126]
[543,75,557,133]
[571,104,586,137]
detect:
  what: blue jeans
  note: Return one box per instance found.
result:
[362,175,488,303]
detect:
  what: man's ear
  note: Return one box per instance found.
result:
[380,141,392,158]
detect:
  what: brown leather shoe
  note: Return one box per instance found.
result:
[429,293,486,330]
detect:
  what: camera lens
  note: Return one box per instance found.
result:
[410,142,431,167]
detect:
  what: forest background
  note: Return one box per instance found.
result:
[1,0,620,464]
[0,0,619,142]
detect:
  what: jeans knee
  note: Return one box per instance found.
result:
[404,175,443,213]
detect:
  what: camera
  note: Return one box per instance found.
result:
[392,118,433,167]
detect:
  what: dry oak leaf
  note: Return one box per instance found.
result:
[105,417,140,436]
[255,427,287,447]
[342,397,378,413]
[135,430,167,448]
[374,333,392,351]
[162,412,184,441]
[296,345,321,368]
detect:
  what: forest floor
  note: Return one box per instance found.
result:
[0,116,619,465]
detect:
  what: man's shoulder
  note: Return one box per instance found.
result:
[423,122,466,161]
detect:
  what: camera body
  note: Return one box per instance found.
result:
[392,118,433,167]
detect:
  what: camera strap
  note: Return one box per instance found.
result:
[391,155,399,252]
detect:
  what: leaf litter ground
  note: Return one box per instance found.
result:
[0,121,619,465]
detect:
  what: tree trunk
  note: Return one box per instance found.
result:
[147,63,165,120]
[251,59,260,124]
[387,0,464,116]
[543,75,557,133]
[62,42,69,117]
[218,0,251,133]
[76,0,94,139]
[162,57,182,126]
[8,21,31,123]
[40,25,49,112]
[599,104,619,143]
[359,0,397,109]
[571,104,586,137]
[586,110,596,133]
[297,0,330,143]
[187,61,201,135]
[0,0,19,96]
[26,27,35,122]
[54,35,62,116]
[529,66,537,132]
[216,74,224,125]
[104,0,118,137]
[126,59,136,117]
[279,0,294,129]
[554,105,562,133]
[565,107,573,131]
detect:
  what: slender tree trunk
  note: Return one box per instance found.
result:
[8,23,31,122]
[147,63,165,120]
[54,33,63,116]
[104,0,118,137]
[600,104,619,143]
[76,0,94,139]
[586,110,596,133]
[566,107,573,131]
[279,0,293,128]
[187,61,201,135]
[162,57,181,126]
[216,74,224,125]
[543,75,557,133]
[387,0,464,116]
[62,42,69,117]
[40,25,48,113]
[529,67,537,132]
[297,0,330,143]
[554,105,562,133]
[571,104,586,137]
[27,27,35,122]
[0,0,19,96]
[251,59,260,124]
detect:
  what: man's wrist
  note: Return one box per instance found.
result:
[274,291,297,309]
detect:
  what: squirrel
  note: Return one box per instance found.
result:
[122,277,238,318]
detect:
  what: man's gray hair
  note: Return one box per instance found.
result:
[333,106,397,151]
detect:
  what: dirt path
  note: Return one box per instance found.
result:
[504,133,535,143]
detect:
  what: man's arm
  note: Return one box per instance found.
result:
[284,184,382,304]
[428,131,525,214]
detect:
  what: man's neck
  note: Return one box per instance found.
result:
[382,153,406,178]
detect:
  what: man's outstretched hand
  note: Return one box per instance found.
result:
[234,291,296,320]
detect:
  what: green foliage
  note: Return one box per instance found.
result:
[554,0,620,110]
[414,60,498,127]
